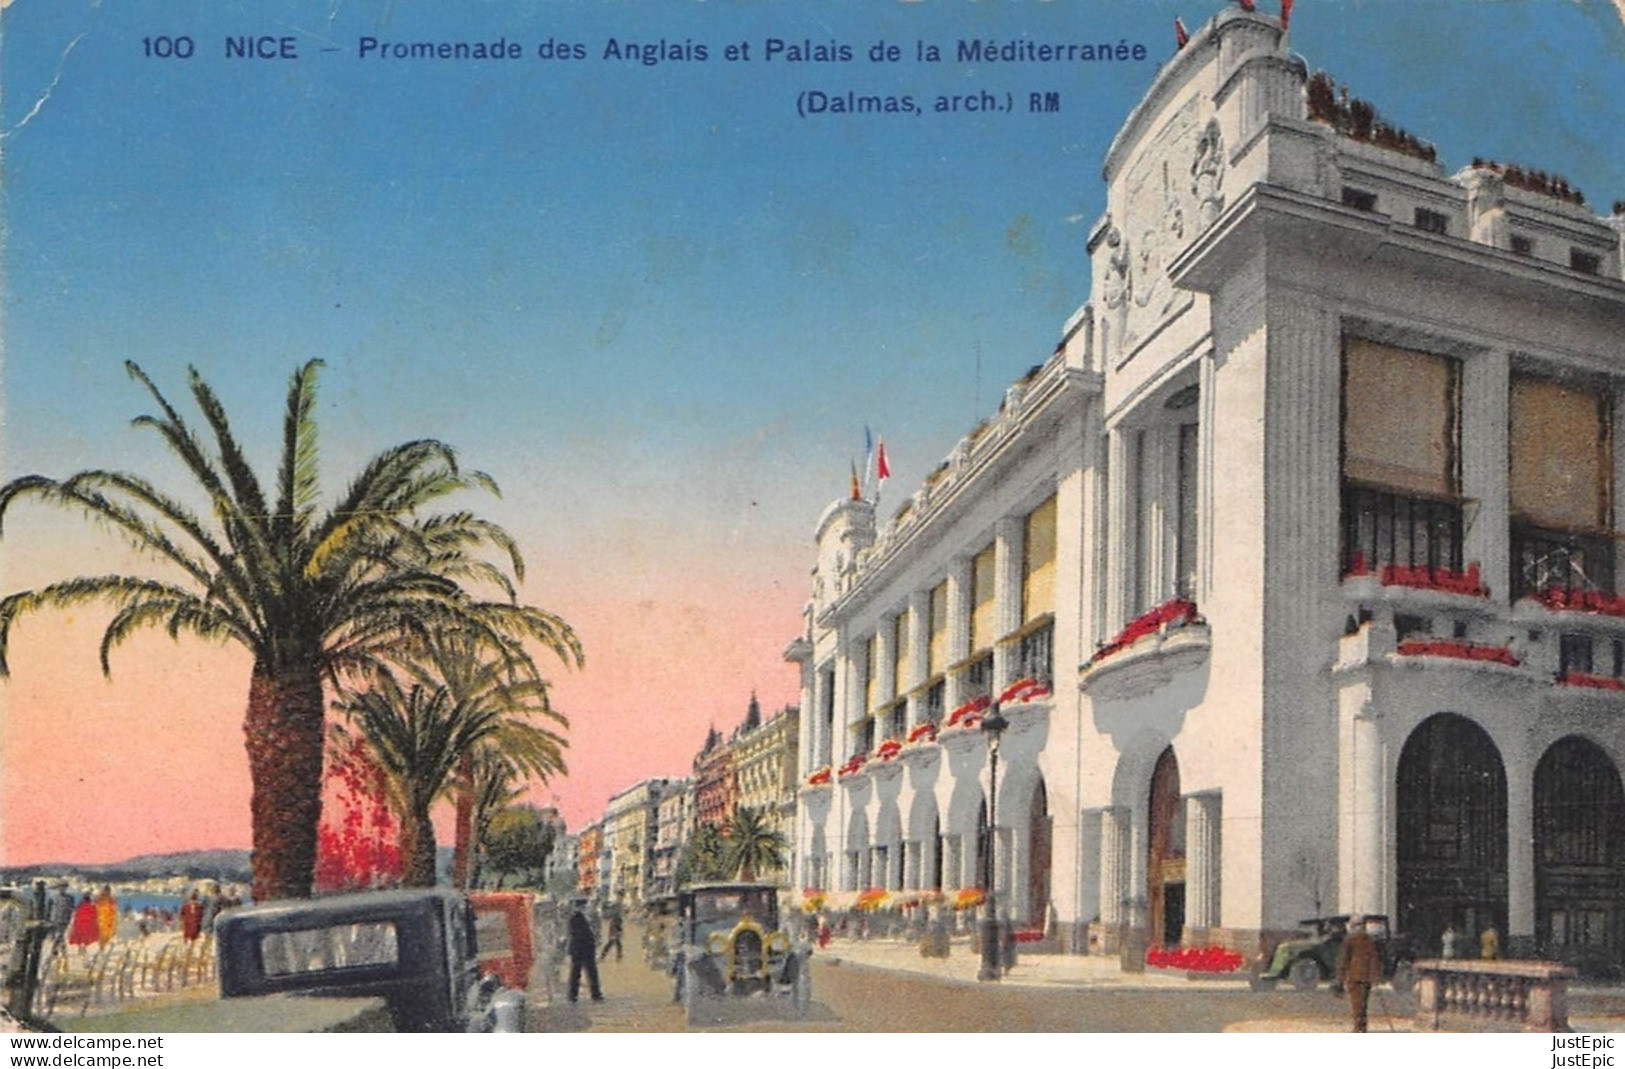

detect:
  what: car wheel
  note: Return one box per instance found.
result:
[1288,957,1321,991]
[1389,960,1416,994]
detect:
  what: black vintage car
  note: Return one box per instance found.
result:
[1256,914,1417,993]
[671,883,810,1024]
[215,888,516,1032]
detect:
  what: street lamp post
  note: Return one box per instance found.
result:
[978,703,1009,982]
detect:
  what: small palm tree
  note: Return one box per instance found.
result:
[725,805,787,882]
[0,361,581,899]
[680,822,729,886]
[341,638,567,886]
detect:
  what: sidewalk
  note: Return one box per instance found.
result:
[817,937,1625,1033]
[819,936,1249,991]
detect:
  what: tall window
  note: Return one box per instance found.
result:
[928,580,949,677]
[1022,496,1058,624]
[1510,375,1615,598]
[892,610,910,698]
[1341,338,1463,573]
[863,635,878,715]
[1128,429,1147,613]
[818,666,835,766]
[1175,423,1199,599]
[970,543,997,654]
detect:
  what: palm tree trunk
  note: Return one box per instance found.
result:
[451,751,474,888]
[404,804,438,887]
[244,663,327,901]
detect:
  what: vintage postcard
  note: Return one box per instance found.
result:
[3,0,1624,1050]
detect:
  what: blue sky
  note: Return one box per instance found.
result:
[3,0,1624,850]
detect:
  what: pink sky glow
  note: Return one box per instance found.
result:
[0,523,805,867]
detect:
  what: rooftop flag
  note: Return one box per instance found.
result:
[1175,17,1189,47]
[850,459,862,501]
[1280,0,1293,31]
[876,437,891,484]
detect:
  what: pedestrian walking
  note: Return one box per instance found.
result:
[600,906,624,963]
[1337,914,1382,1033]
[567,902,603,1003]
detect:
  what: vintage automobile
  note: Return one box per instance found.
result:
[1256,914,1416,993]
[671,882,810,1024]
[216,888,520,1032]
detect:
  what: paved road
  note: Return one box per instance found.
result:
[524,931,1384,1033]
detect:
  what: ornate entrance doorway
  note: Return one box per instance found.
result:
[1148,747,1185,947]
[1396,713,1507,954]
[1535,736,1625,977]
[1028,779,1051,928]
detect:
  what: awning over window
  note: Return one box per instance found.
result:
[1511,375,1612,532]
[1343,338,1459,497]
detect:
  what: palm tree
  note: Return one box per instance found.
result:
[0,361,581,900]
[724,805,787,882]
[341,637,567,886]
[680,822,728,886]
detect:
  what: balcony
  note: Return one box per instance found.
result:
[1081,598,1211,700]
[1512,523,1623,628]
[1342,484,1465,579]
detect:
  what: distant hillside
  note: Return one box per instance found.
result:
[2,849,252,886]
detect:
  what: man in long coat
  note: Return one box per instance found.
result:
[1337,915,1383,1033]
[567,902,603,1003]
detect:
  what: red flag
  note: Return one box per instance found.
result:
[1174,17,1189,47]
[1235,0,1256,11]
[876,438,891,483]
[850,460,861,501]
[1280,0,1293,30]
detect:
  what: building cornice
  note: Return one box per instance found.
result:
[815,357,1098,627]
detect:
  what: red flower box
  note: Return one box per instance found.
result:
[1013,929,1046,944]
[875,738,903,762]
[1090,599,1203,665]
[907,722,939,744]
[1533,586,1625,618]
[1558,672,1625,692]
[1396,638,1519,667]
[806,766,832,787]
[998,677,1052,705]
[1378,561,1489,598]
[946,694,991,729]
[838,752,868,777]
[1145,945,1245,973]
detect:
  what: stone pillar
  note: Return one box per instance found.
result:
[1186,792,1222,934]
[1505,750,1537,958]
[875,617,897,717]
[907,588,931,725]
[1340,689,1388,917]
[945,556,973,708]
[993,517,1024,690]
[1099,807,1129,934]
[1462,349,1510,597]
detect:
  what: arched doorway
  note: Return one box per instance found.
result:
[1396,713,1507,953]
[1028,779,1052,928]
[1148,747,1185,947]
[1535,736,1625,977]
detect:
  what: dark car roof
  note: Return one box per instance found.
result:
[220,887,463,927]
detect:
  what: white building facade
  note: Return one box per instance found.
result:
[792,7,1625,973]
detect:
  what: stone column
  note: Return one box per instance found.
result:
[1462,349,1510,596]
[945,556,973,708]
[907,588,931,725]
[1505,749,1537,958]
[993,516,1024,689]
[1099,807,1128,930]
[1185,792,1222,934]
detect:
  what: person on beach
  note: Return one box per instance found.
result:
[67,893,98,954]
[94,886,118,947]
